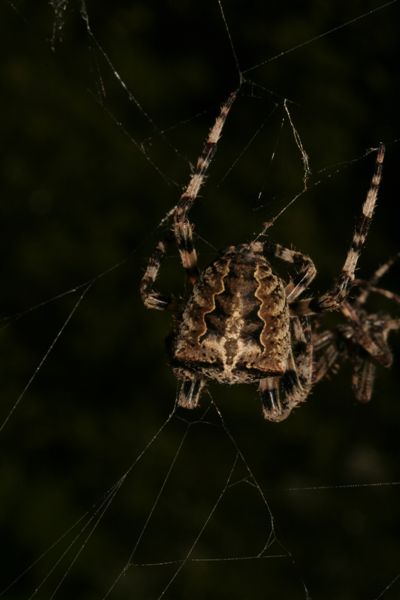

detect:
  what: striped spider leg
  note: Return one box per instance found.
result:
[313,254,400,403]
[140,89,238,310]
[290,144,385,317]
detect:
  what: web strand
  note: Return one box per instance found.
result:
[0,284,92,434]
[242,0,399,74]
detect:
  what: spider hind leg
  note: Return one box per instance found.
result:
[259,376,288,422]
[352,355,376,403]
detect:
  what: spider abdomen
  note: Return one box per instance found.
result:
[169,243,291,385]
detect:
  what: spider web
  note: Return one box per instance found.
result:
[1,1,400,598]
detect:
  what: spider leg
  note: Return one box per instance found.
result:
[173,91,237,284]
[140,236,176,311]
[352,355,377,403]
[177,377,206,409]
[291,144,385,316]
[262,241,317,302]
[259,376,283,421]
[260,316,313,422]
[312,329,377,402]
[141,91,237,309]
[355,252,400,306]
[341,301,394,367]
[312,329,341,384]
[347,316,400,401]
[363,286,400,304]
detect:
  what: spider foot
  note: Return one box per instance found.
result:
[259,377,291,423]
[177,378,205,409]
[143,293,172,310]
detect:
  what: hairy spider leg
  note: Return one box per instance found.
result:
[354,252,400,306]
[140,91,238,311]
[291,144,385,316]
[360,286,400,304]
[140,236,175,310]
[240,241,316,421]
[351,353,377,403]
[173,91,238,285]
[262,241,317,302]
[312,329,340,385]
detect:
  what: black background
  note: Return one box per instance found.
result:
[1,1,400,598]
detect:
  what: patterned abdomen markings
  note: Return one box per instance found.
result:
[170,243,290,384]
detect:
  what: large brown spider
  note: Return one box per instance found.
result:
[140,90,385,421]
[313,254,400,403]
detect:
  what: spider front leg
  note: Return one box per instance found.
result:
[262,240,317,301]
[140,235,176,310]
[292,144,385,316]
[173,90,237,284]
[140,218,201,309]
[312,326,378,403]
[141,91,237,307]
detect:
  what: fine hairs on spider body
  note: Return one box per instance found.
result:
[140,89,385,422]
[313,254,400,403]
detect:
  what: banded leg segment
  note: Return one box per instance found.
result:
[336,144,385,297]
[262,241,317,302]
[292,144,385,316]
[140,237,175,311]
[313,329,376,402]
[355,252,400,306]
[312,329,340,384]
[352,356,376,403]
[173,91,238,283]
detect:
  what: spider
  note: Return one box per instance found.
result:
[140,90,385,422]
[313,254,400,403]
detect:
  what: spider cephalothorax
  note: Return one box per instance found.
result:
[140,89,385,421]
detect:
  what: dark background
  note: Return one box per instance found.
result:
[1,1,400,598]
